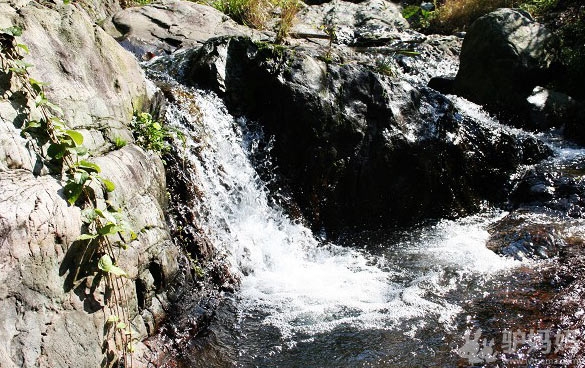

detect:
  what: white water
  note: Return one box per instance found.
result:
[165,87,522,344]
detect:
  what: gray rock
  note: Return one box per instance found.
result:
[292,0,408,46]
[0,1,182,367]
[110,0,266,59]
[453,8,554,120]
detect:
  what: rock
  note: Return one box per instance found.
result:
[487,212,569,260]
[563,103,585,146]
[110,0,266,59]
[453,8,555,123]
[0,1,183,367]
[428,76,455,94]
[292,0,408,46]
[15,2,149,157]
[526,86,580,130]
[291,0,462,87]
[420,2,435,12]
[183,36,550,230]
[509,151,585,218]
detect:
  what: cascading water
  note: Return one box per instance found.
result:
[159,83,532,366]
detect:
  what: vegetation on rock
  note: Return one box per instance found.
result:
[1,26,138,367]
[208,0,301,42]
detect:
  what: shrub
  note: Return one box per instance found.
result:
[428,0,518,34]
[209,0,301,42]
[131,112,171,155]
[276,0,301,43]
[211,0,271,29]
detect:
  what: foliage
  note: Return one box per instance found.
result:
[131,111,172,155]
[275,0,301,44]
[374,57,394,76]
[120,0,152,8]
[211,0,270,29]
[406,0,561,34]
[1,26,135,367]
[113,136,127,149]
[317,24,336,63]
[520,0,558,15]
[425,0,517,33]
[402,4,436,29]
[373,49,420,77]
[208,0,300,42]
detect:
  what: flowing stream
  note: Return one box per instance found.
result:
[154,84,573,367]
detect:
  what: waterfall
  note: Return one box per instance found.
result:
[162,85,522,347]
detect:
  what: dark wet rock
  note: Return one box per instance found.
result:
[184,36,550,230]
[563,103,585,146]
[509,151,585,218]
[453,8,555,124]
[527,86,581,130]
[428,76,454,94]
[487,212,567,260]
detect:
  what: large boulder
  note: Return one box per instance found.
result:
[0,2,183,367]
[453,8,555,124]
[109,0,266,59]
[183,36,549,230]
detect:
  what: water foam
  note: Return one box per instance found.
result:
[165,88,520,341]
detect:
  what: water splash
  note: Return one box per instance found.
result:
[163,87,521,346]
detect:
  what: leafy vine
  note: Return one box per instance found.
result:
[1,26,136,367]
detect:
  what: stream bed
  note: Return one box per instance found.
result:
[150,78,585,367]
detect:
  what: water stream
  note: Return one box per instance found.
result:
[154,84,576,367]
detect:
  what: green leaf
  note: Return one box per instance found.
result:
[63,181,83,205]
[109,265,127,277]
[65,130,84,146]
[78,160,101,173]
[100,178,116,192]
[23,120,42,130]
[73,170,89,185]
[98,254,127,277]
[81,208,98,223]
[1,26,22,37]
[16,43,29,54]
[402,5,421,19]
[107,315,119,323]
[47,143,66,159]
[116,322,127,330]
[49,116,66,130]
[9,60,32,75]
[77,233,98,240]
[97,223,120,236]
[98,254,113,272]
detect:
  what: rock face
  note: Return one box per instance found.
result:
[110,0,266,59]
[184,36,549,230]
[453,8,554,123]
[291,0,408,46]
[0,1,182,367]
[509,152,585,219]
